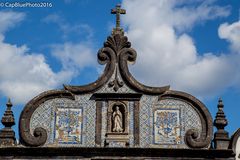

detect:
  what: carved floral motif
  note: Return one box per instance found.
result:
[108,66,124,91]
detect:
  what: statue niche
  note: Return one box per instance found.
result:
[112,105,124,133]
[108,102,128,134]
[105,101,129,147]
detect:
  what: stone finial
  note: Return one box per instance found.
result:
[0,98,16,146]
[213,98,230,149]
[111,4,126,35]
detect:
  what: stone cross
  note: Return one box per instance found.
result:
[111,4,126,30]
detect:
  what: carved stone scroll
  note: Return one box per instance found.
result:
[19,90,75,147]
[65,33,170,95]
[64,47,116,94]
[159,90,213,149]
[119,47,170,94]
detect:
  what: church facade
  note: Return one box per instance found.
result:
[0,4,239,159]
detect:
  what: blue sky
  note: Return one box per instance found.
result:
[0,0,239,139]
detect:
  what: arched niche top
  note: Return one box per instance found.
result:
[109,101,127,112]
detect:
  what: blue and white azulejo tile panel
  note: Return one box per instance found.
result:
[54,107,83,144]
[154,109,181,145]
[30,94,96,147]
[139,95,202,148]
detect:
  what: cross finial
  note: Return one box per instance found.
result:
[111,4,126,35]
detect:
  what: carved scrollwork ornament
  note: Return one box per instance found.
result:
[108,65,124,91]
[160,90,213,149]
[104,34,131,54]
[64,32,169,95]
[19,90,75,147]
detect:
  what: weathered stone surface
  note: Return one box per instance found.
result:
[0,147,235,159]
[213,98,230,149]
[19,4,213,150]
[237,137,240,160]
[0,99,16,146]
[230,128,240,160]
[0,4,236,159]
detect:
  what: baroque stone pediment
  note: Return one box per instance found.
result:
[0,4,233,159]
[18,32,213,149]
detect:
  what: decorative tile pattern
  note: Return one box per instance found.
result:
[30,94,96,147]
[101,101,108,147]
[54,107,83,144]
[129,101,134,147]
[30,89,201,149]
[30,100,55,144]
[139,96,156,147]
[154,109,181,145]
[77,95,96,147]
[139,95,202,148]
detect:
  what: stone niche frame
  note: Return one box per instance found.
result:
[92,93,142,147]
[105,101,129,147]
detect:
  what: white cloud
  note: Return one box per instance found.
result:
[123,0,230,32]
[0,11,96,104]
[0,1,238,104]
[219,21,240,53]
[122,0,240,98]
[44,13,98,80]
[51,42,97,72]
[0,11,25,34]
[43,14,94,40]
[0,36,73,104]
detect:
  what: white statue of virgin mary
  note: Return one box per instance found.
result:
[112,106,123,132]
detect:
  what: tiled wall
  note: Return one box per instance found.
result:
[30,94,202,148]
[139,95,202,148]
[30,94,96,147]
